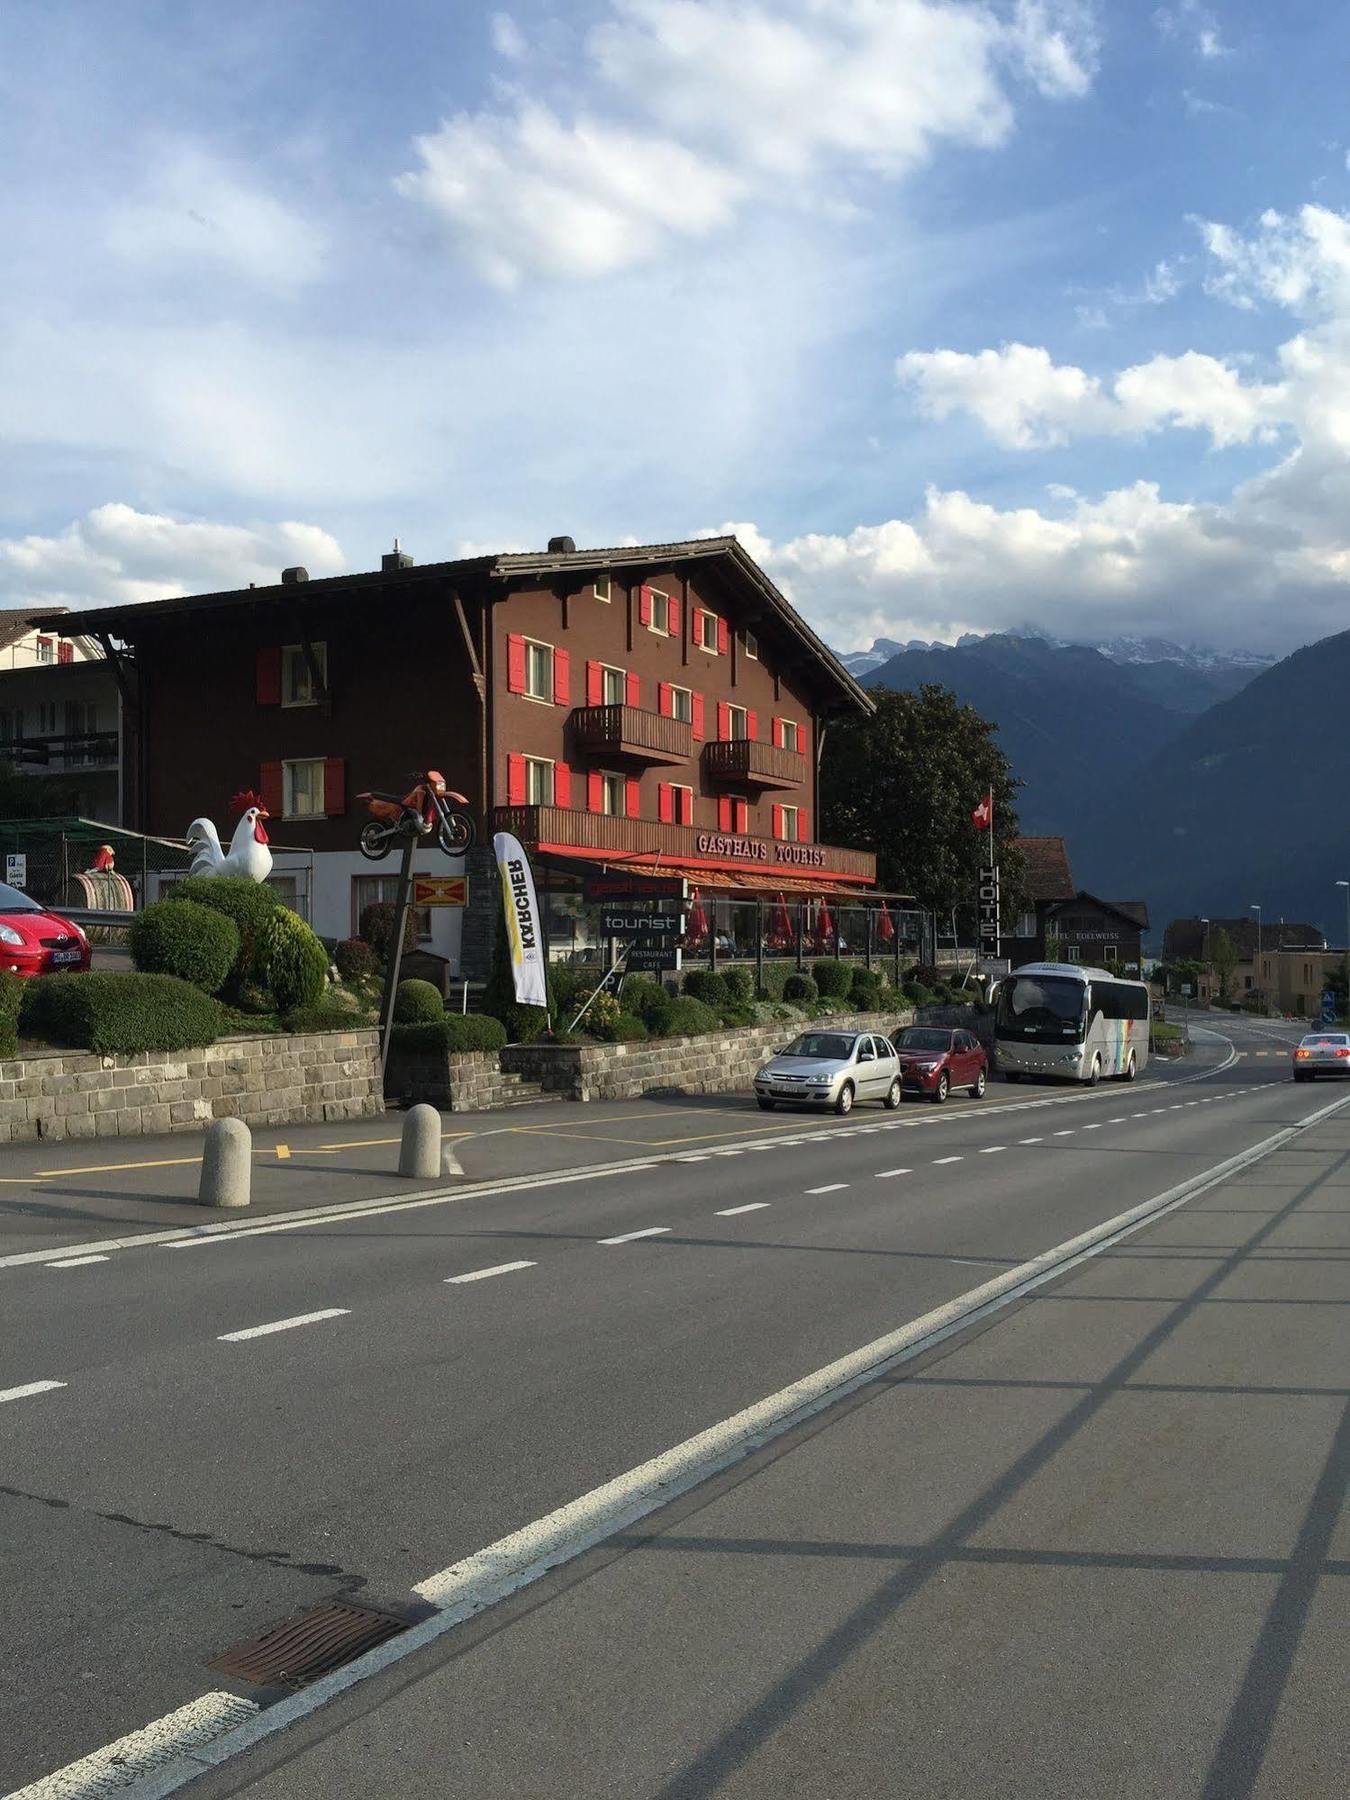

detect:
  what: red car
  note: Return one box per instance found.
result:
[894,1025,988,1103]
[0,881,91,977]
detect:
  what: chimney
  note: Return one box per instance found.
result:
[382,537,415,572]
[280,566,309,584]
[547,535,576,554]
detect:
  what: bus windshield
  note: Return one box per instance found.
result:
[996,974,1087,1038]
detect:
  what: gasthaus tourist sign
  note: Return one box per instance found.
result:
[493,831,547,1009]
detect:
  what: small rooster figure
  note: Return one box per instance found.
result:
[89,845,116,874]
[187,789,273,883]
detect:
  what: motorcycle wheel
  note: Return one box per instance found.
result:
[438,811,476,855]
[359,821,392,861]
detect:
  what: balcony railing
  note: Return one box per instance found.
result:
[493,805,876,884]
[570,704,691,765]
[0,732,119,773]
[702,737,806,790]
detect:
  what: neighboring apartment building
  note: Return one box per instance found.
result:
[45,537,877,972]
[1005,837,1148,971]
[1164,917,1342,1014]
[0,609,122,823]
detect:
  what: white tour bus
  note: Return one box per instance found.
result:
[993,961,1151,1085]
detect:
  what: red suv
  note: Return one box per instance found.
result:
[894,1025,988,1103]
[0,881,91,977]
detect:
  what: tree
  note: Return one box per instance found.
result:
[820,686,1024,922]
[1211,927,1237,1003]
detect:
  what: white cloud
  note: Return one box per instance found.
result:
[104,145,325,292]
[400,1,1099,282]
[1201,203,1350,316]
[0,505,346,613]
[490,12,528,60]
[1154,2,1227,59]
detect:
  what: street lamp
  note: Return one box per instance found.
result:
[1337,882,1349,1024]
[1200,917,1210,1006]
[1250,904,1262,1009]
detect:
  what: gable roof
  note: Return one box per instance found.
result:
[1013,835,1074,901]
[35,536,872,716]
[0,605,71,653]
[1048,890,1150,931]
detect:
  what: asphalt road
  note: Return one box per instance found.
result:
[2,1013,1344,1797]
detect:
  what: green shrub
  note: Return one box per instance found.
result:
[718,1003,755,1028]
[662,994,717,1036]
[482,912,555,1042]
[609,1012,649,1042]
[722,965,754,1003]
[334,937,379,983]
[0,969,20,1057]
[812,959,852,999]
[175,876,282,998]
[359,900,415,961]
[683,968,729,1006]
[281,1004,374,1033]
[850,968,882,1010]
[393,978,445,1023]
[391,1014,507,1054]
[621,976,674,1034]
[23,971,221,1054]
[129,899,240,994]
[783,972,818,1002]
[259,907,329,1013]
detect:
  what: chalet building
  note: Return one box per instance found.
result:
[1006,836,1148,971]
[0,609,122,823]
[46,537,879,974]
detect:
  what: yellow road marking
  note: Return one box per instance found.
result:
[10,1131,474,1182]
[275,1144,291,1160]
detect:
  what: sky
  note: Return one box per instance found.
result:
[5,0,1350,657]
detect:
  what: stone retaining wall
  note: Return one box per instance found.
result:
[0,1029,382,1143]
[384,1042,542,1112]
[501,1010,914,1104]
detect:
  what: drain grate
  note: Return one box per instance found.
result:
[208,1600,411,1690]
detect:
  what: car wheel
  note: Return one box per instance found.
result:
[757,1096,776,1110]
[884,1077,902,1109]
[932,1071,950,1104]
[971,1068,987,1099]
[835,1082,855,1116]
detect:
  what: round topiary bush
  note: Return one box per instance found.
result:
[722,965,754,1003]
[623,978,674,1035]
[260,907,329,1013]
[609,1012,649,1042]
[850,968,882,1011]
[683,968,729,1006]
[812,959,852,999]
[334,937,379,983]
[783,972,818,1002]
[129,899,240,994]
[175,876,282,998]
[393,978,445,1023]
[662,994,717,1036]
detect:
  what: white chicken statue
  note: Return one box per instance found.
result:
[186,790,273,883]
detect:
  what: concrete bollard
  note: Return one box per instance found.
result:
[198,1117,252,1208]
[399,1103,443,1179]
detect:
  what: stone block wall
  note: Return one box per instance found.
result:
[384,1043,544,1111]
[0,1029,383,1144]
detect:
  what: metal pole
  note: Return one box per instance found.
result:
[796,902,805,972]
[376,834,417,1076]
[865,906,873,973]
[755,897,764,996]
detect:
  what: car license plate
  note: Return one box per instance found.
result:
[779,1083,807,1095]
[50,949,82,964]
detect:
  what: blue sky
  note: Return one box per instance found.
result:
[4,1,1350,654]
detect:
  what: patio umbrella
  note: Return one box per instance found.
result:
[685,892,710,945]
[877,904,895,943]
[816,896,835,948]
[772,893,795,944]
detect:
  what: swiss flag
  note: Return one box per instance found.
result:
[971,791,993,831]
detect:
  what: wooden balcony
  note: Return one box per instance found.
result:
[702,737,807,791]
[493,805,876,885]
[570,704,690,766]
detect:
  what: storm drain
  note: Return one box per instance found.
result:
[207,1600,411,1690]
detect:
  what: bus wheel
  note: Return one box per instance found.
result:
[1119,1052,1137,1082]
[1085,1057,1101,1088]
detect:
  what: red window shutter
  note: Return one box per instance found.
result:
[717,795,732,832]
[658,782,674,824]
[691,606,703,644]
[638,586,652,627]
[323,757,346,815]
[691,692,705,740]
[735,799,748,833]
[625,777,640,818]
[717,701,731,740]
[57,640,74,665]
[626,670,641,708]
[771,804,783,839]
[553,648,570,706]
[256,647,281,706]
[679,786,693,826]
[586,660,602,705]
[667,594,679,635]
[259,761,284,817]
[507,634,526,696]
[717,617,730,656]
[772,717,784,749]
[746,709,758,741]
[507,753,526,805]
[798,807,809,841]
[587,770,603,813]
[553,762,571,808]
[658,681,673,717]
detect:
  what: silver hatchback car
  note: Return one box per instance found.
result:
[754,1029,902,1115]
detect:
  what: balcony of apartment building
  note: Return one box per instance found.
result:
[568,703,691,767]
[0,730,119,775]
[702,738,805,791]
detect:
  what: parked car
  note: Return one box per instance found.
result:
[893,1025,988,1103]
[1292,1031,1350,1080]
[0,881,91,977]
[754,1030,901,1115]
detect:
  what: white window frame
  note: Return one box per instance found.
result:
[668,684,692,724]
[36,636,53,664]
[670,782,693,824]
[599,663,627,706]
[778,803,801,843]
[525,755,555,806]
[523,638,555,703]
[281,642,328,708]
[593,576,611,602]
[742,629,759,660]
[598,770,625,815]
[283,757,326,820]
[645,587,670,636]
[777,716,799,752]
[1065,945,1081,962]
[726,702,749,740]
[698,609,720,654]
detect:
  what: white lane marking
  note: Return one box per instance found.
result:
[875,1169,912,1179]
[598,1227,670,1245]
[0,1379,66,1405]
[933,1157,963,1166]
[1081,1124,1102,1132]
[445,1261,536,1284]
[712,1149,744,1157]
[1109,1117,1127,1123]
[48,1254,112,1268]
[806,1183,848,1194]
[217,1308,349,1343]
[1019,1137,1044,1145]
[679,1154,711,1162]
[1132,1112,1149,1118]
[716,1203,771,1216]
[979,1146,1007,1155]
[6,1691,260,1800]
[1053,1129,1076,1137]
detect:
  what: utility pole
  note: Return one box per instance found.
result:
[1250,903,1262,1011]
[1200,916,1209,1006]
[1337,881,1349,1023]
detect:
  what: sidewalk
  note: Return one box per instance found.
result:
[192,1097,1350,1798]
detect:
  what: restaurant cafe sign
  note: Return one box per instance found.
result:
[696,831,828,870]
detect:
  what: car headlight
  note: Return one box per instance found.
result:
[809,1075,833,1085]
[0,924,23,946]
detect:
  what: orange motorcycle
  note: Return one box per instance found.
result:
[357,770,476,859]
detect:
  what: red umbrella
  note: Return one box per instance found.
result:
[772,893,795,944]
[877,904,895,943]
[816,897,835,948]
[685,892,709,945]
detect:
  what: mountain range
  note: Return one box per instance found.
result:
[840,627,1346,942]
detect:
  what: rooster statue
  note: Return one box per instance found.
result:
[187,789,273,883]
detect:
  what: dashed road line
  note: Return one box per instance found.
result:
[933,1157,963,1166]
[875,1169,912,1179]
[1019,1137,1044,1145]
[445,1261,536,1284]
[806,1183,849,1194]
[0,1379,67,1404]
[599,1227,671,1245]
[979,1146,1007,1155]
[1053,1130,1076,1138]
[715,1203,771,1216]
[218,1308,350,1343]
[48,1254,111,1269]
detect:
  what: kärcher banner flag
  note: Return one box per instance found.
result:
[493,832,548,1010]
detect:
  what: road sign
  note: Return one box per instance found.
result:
[602,911,683,938]
[1322,990,1338,1023]
[411,876,467,907]
[583,874,687,902]
[625,943,678,973]
[5,853,26,889]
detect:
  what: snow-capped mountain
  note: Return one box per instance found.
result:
[836,628,1274,681]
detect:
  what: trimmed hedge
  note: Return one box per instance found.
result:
[0,969,20,1057]
[609,1013,649,1042]
[662,995,717,1036]
[22,971,222,1054]
[621,976,674,1035]
[683,969,729,1006]
[175,876,282,998]
[260,908,329,1013]
[783,972,818,1002]
[812,959,852,999]
[391,1014,507,1054]
[850,968,882,1010]
[394,978,445,1024]
[129,899,240,994]
[335,937,379,983]
[281,1004,375,1033]
[722,965,754,1003]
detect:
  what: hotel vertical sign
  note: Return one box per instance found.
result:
[978,864,1001,960]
